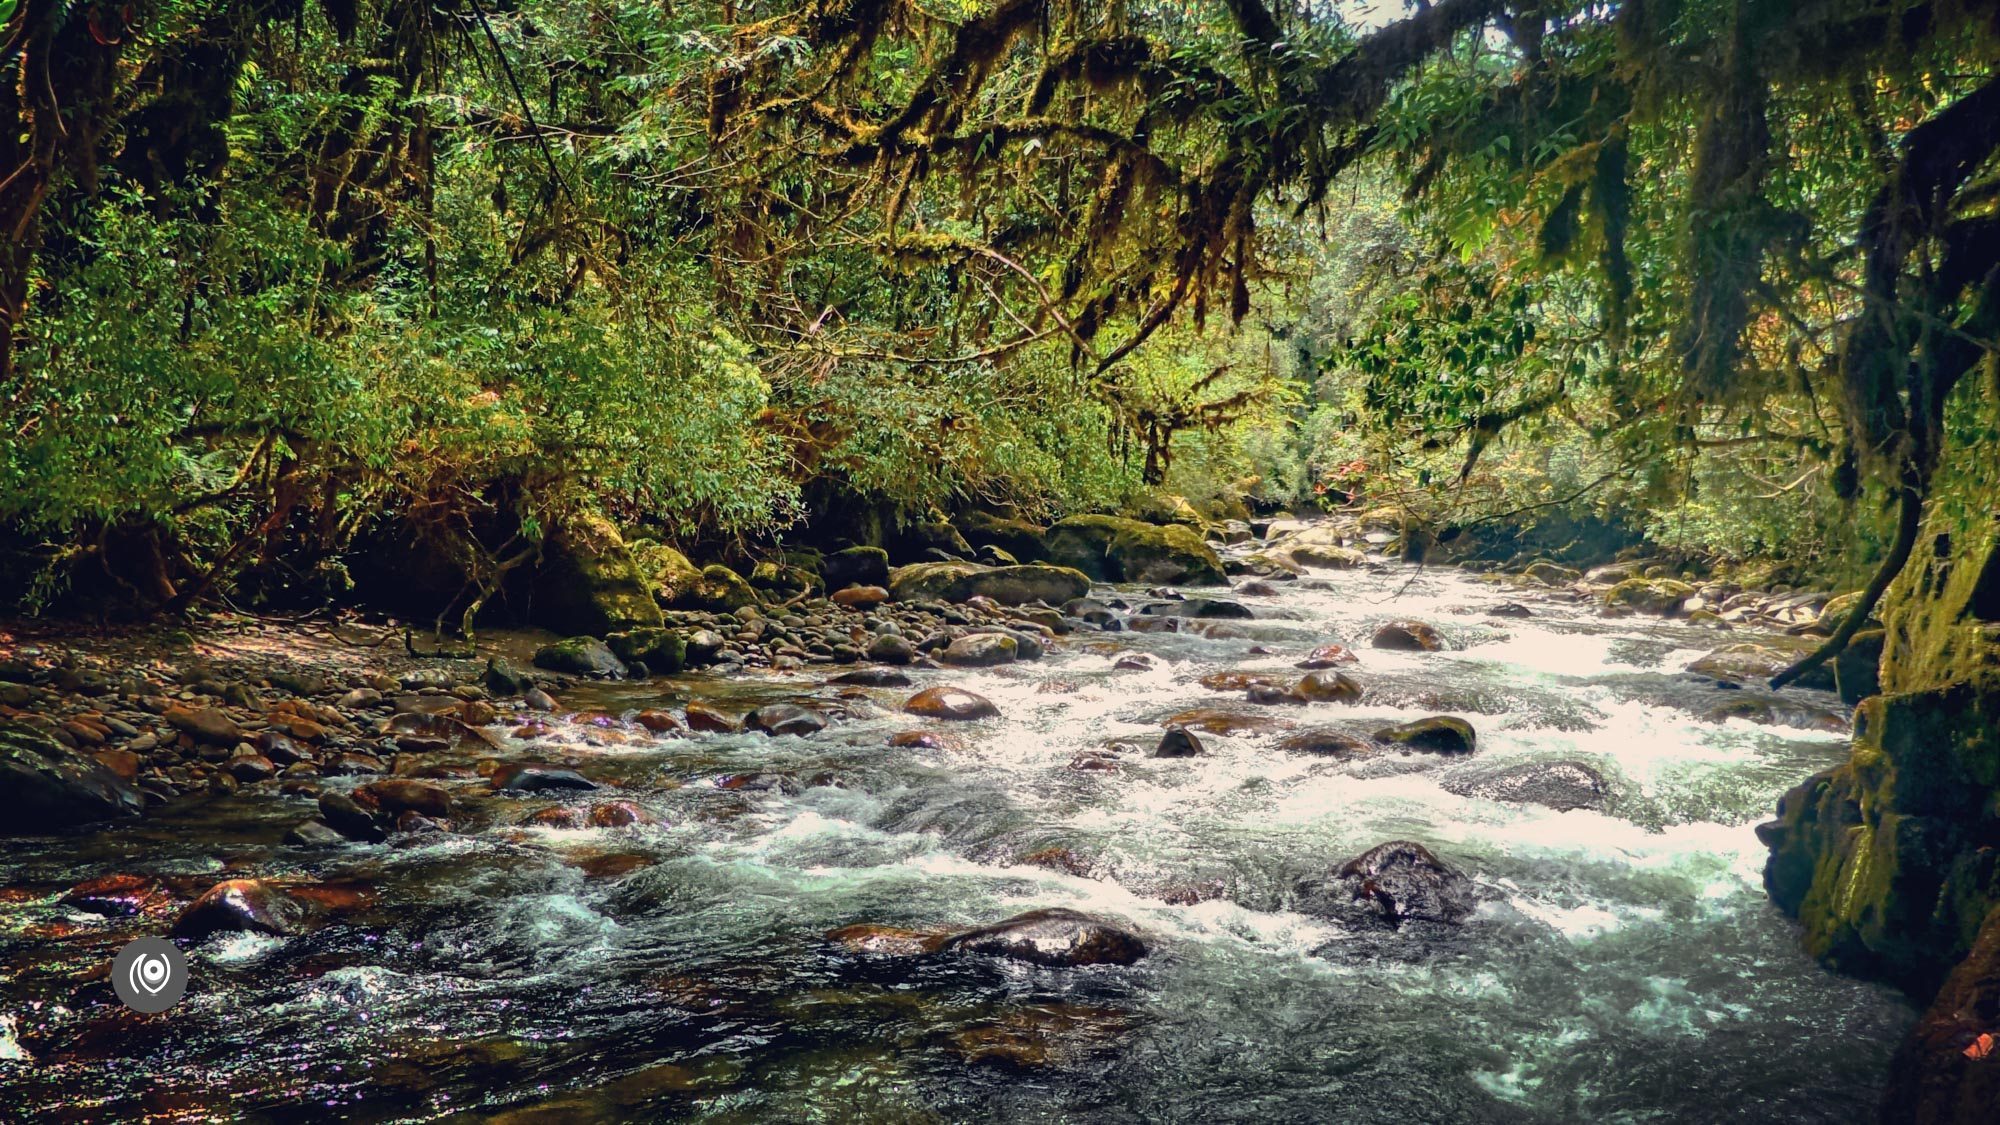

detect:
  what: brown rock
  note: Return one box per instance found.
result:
[165,705,243,746]
[1372,621,1445,652]
[1297,644,1360,669]
[683,701,741,733]
[903,686,1000,721]
[831,585,891,609]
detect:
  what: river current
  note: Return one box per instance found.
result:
[0,557,1913,1122]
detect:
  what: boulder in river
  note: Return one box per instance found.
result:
[605,627,687,674]
[1602,577,1695,615]
[1138,598,1254,619]
[1441,761,1608,812]
[904,686,1000,721]
[1371,621,1445,652]
[532,636,627,678]
[1276,729,1377,758]
[491,762,599,791]
[1332,841,1477,926]
[832,667,913,687]
[1373,716,1477,755]
[1165,707,1290,735]
[888,561,1092,606]
[1154,725,1204,758]
[1041,515,1226,586]
[826,923,949,956]
[683,700,741,732]
[1685,640,1836,691]
[172,878,305,940]
[319,792,388,842]
[1702,696,1849,732]
[356,779,452,819]
[939,907,1148,967]
[1297,644,1359,669]
[1293,670,1362,703]
[746,704,828,737]
[942,632,1020,667]
[0,720,143,834]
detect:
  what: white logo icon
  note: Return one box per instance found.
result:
[111,937,188,1013]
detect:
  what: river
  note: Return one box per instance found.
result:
[0,556,1914,1122]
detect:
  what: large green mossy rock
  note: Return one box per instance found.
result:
[1602,577,1695,615]
[888,561,1091,606]
[1042,515,1226,586]
[606,627,688,674]
[670,565,761,613]
[1759,675,2000,995]
[629,540,703,606]
[958,512,1048,562]
[531,514,665,636]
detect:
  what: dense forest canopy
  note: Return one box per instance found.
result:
[1,0,1996,648]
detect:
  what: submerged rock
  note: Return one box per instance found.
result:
[903,686,1000,721]
[1372,715,1477,755]
[826,923,947,956]
[1442,761,1608,812]
[745,704,827,737]
[939,908,1147,967]
[172,878,305,940]
[491,762,599,791]
[1276,729,1376,758]
[1371,621,1445,652]
[1332,841,1476,926]
[0,720,143,834]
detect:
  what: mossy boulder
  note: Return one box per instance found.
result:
[822,546,891,591]
[532,636,627,678]
[958,511,1048,562]
[1042,515,1226,586]
[888,561,1091,606]
[670,565,761,613]
[629,540,703,606]
[750,560,815,596]
[605,627,687,674]
[1602,577,1695,615]
[530,513,664,636]
[890,519,973,561]
[1130,491,1209,530]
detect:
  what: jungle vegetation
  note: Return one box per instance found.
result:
[1,0,1996,668]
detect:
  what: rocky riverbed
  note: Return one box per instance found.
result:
[0,515,1913,1121]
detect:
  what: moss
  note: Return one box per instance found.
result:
[1602,577,1695,614]
[670,565,760,613]
[1042,515,1226,585]
[532,513,665,636]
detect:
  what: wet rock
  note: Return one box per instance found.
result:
[1297,644,1360,669]
[632,709,683,734]
[319,792,388,842]
[523,687,560,712]
[942,633,1019,667]
[1018,846,1095,877]
[826,923,947,955]
[1236,580,1283,596]
[867,634,917,664]
[1333,841,1476,925]
[325,750,388,776]
[172,878,305,940]
[903,686,1000,721]
[1702,696,1849,732]
[888,561,1093,606]
[1199,671,1284,692]
[491,762,599,791]
[1602,577,1695,615]
[225,753,277,783]
[1245,683,1309,705]
[1112,654,1156,672]
[683,701,741,733]
[1164,708,1288,735]
[356,779,451,818]
[1371,621,1445,652]
[1523,562,1581,586]
[1487,602,1534,618]
[1154,725,1204,758]
[1276,729,1377,758]
[832,667,913,687]
[889,729,962,750]
[1061,598,1119,628]
[939,907,1147,967]
[1372,716,1477,755]
[532,636,626,678]
[682,629,727,665]
[284,819,348,847]
[0,720,143,834]
[1442,761,1608,812]
[746,704,827,737]
[1293,670,1362,703]
[1042,515,1226,586]
[484,656,533,696]
[62,874,168,916]
[1138,598,1253,619]
[831,585,890,609]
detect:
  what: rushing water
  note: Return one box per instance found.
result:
[0,558,1913,1122]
